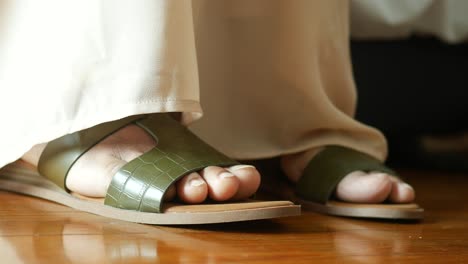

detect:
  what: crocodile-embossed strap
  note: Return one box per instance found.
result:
[104,113,239,213]
[37,115,145,190]
[296,146,396,204]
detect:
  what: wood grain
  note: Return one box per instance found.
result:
[1,170,467,263]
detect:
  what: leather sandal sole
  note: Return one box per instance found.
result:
[0,162,300,225]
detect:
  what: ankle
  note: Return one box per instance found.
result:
[280,147,324,182]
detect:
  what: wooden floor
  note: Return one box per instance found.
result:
[1,169,467,263]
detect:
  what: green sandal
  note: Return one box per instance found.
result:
[263,146,424,220]
[0,114,299,225]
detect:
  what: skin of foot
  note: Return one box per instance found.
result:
[21,124,261,205]
[280,148,415,204]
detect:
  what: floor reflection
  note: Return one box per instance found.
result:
[325,218,424,263]
[0,218,226,264]
[0,190,430,264]
[3,169,467,263]
[0,213,428,264]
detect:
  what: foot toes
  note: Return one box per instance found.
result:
[24,124,260,207]
[282,148,417,205]
[173,165,260,203]
[389,180,415,203]
[200,166,240,201]
[335,171,393,203]
[227,165,261,200]
[175,172,208,204]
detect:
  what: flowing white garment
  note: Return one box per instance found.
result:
[0,0,387,168]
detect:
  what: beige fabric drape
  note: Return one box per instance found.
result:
[0,0,387,168]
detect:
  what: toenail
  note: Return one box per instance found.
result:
[228,165,256,171]
[400,183,413,191]
[190,179,205,187]
[372,173,388,179]
[219,171,235,179]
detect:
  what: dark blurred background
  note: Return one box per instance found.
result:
[352,37,468,171]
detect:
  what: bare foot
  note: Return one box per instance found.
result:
[22,124,261,204]
[280,148,415,203]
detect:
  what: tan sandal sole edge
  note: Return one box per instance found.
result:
[0,164,300,225]
[261,178,424,220]
[294,197,424,220]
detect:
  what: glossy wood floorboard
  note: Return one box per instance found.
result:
[0,170,467,263]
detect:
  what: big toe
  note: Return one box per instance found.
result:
[335,171,393,203]
[227,165,261,200]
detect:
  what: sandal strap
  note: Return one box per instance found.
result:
[104,113,239,213]
[38,115,145,191]
[296,146,396,204]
